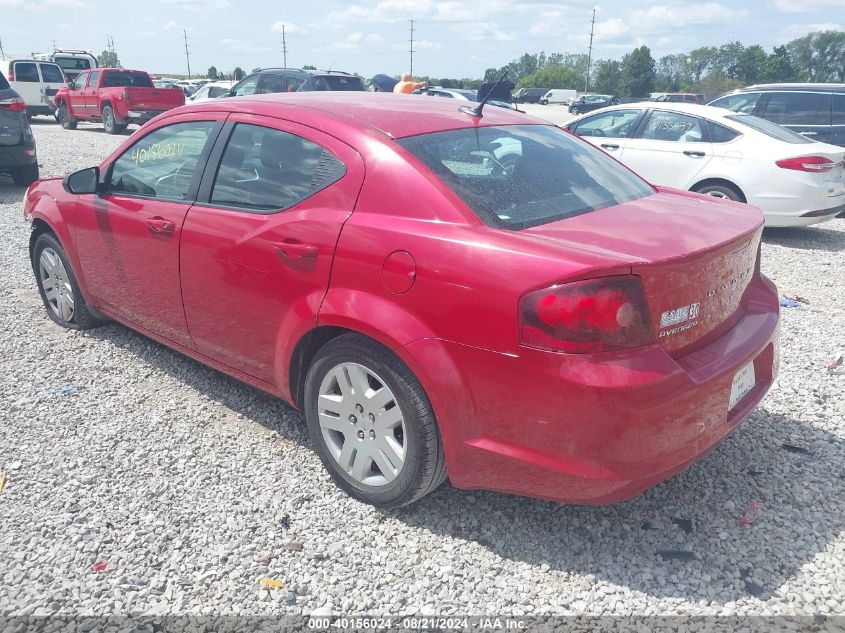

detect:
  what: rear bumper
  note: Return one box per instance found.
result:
[0,143,37,169]
[126,109,165,124]
[405,274,780,504]
[25,105,54,116]
[750,177,845,227]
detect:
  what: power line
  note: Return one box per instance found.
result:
[183,29,192,79]
[409,19,415,76]
[585,7,596,93]
[281,24,287,68]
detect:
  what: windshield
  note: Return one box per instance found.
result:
[102,72,154,88]
[725,114,814,144]
[398,124,654,230]
[54,57,92,71]
[313,75,366,91]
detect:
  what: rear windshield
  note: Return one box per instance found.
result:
[55,57,92,71]
[398,124,655,230]
[313,75,365,91]
[726,114,814,144]
[102,72,154,88]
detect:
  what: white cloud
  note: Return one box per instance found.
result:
[270,21,305,34]
[630,3,749,27]
[221,38,271,53]
[464,22,516,42]
[778,22,843,41]
[773,0,845,12]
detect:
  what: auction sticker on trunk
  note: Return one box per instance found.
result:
[729,361,756,410]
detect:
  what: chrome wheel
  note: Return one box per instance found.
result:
[39,247,74,321]
[317,362,407,487]
[705,190,730,199]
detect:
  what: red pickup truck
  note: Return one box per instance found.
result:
[54,68,184,134]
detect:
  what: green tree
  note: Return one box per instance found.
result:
[303,64,317,70]
[655,54,690,91]
[592,59,623,95]
[519,65,580,89]
[763,46,797,82]
[737,45,767,83]
[233,67,245,80]
[687,46,717,82]
[206,66,218,80]
[787,30,845,81]
[619,45,655,98]
[97,50,120,68]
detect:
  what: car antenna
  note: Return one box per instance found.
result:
[327,61,335,74]
[460,71,508,118]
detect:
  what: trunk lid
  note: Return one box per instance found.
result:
[521,188,764,353]
[125,87,184,110]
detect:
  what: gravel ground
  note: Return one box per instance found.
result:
[1,119,844,619]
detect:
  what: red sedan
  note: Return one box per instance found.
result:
[23,93,780,508]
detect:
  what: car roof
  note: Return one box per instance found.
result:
[575,101,746,121]
[249,68,357,78]
[178,92,542,139]
[737,83,845,93]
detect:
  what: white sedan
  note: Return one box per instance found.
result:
[187,81,235,103]
[563,102,845,227]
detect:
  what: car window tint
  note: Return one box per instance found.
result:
[55,57,91,71]
[706,121,741,143]
[87,70,100,87]
[39,64,65,83]
[762,92,829,125]
[258,74,286,94]
[287,77,305,92]
[833,95,845,125]
[572,109,640,138]
[233,74,260,96]
[709,92,761,114]
[108,121,216,200]
[210,123,346,212]
[101,72,152,88]
[726,114,814,144]
[640,111,704,142]
[208,86,229,98]
[14,62,39,82]
[398,124,654,230]
[312,75,366,91]
[70,73,87,90]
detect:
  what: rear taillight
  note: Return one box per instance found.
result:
[8,63,14,82]
[776,156,835,173]
[0,97,26,112]
[519,276,654,353]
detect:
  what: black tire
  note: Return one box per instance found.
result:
[304,333,447,508]
[540,99,548,105]
[570,106,580,115]
[12,163,39,187]
[57,103,77,130]
[102,105,121,134]
[31,232,108,330]
[692,182,744,202]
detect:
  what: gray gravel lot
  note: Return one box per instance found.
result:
[0,119,843,618]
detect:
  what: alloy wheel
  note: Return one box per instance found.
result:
[39,247,75,321]
[705,190,730,199]
[317,362,407,487]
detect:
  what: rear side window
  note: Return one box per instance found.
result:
[726,114,814,144]
[832,95,845,125]
[102,72,153,88]
[258,73,286,94]
[639,111,704,142]
[762,92,831,125]
[107,121,217,200]
[39,63,65,83]
[706,121,741,143]
[571,109,640,138]
[312,75,365,91]
[398,124,654,230]
[210,123,346,212]
[709,92,761,114]
[14,62,39,82]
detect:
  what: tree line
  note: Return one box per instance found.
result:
[483,30,845,98]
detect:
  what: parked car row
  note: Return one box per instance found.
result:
[0,70,38,185]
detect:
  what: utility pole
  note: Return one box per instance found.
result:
[281,24,287,67]
[585,8,596,93]
[409,19,415,76]
[51,40,57,52]
[183,29,192,79]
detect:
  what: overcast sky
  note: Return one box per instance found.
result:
[1,0,842,77]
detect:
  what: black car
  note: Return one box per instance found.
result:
[513,87,548,104]
[568,94,620,115]
[708,83,845,147]
[228,68,366,97]
[0,75,39,186]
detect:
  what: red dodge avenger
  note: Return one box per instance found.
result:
[23,93,779,508]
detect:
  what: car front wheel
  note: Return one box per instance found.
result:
[32,233,107,330]
[304,334,447,508]
[692,182,743,202]
[570,106,580,115]
[57,103,77,130]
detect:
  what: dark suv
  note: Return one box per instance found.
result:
[0,74,39,186]
[513,88,548,104]
[708,83,845,147]
[228,68,366,97]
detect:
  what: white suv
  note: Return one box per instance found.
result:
[1,60,67,118]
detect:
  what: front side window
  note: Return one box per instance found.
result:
[14,62,39,82]
[257,73,286,94]
[210,123,346,212]
[398,124,654,230]
[71,72,88,90]
[233,74,260,96]
[709,92,761,114]
[287,77,305,92]
[572,109,640,138]
[108,121,217,200]
[639,111,704,142]
[39,63,65,83]
[762,92,830,125]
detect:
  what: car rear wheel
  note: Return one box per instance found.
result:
[570,106,580,115]
[304,333,447,508]
[540,99,548,105]
[12,163,39,187]
[102,105,127,135]
[32,233,107,330]
[693,182,743,202]
[57,103,77,130]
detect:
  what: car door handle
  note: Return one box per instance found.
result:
[799,131,818,136]
[145,217,175,234]
[600,143,620,150]
[274,241,318,259]
[683,151,705,157]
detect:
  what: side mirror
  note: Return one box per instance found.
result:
[63,166,100,195]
